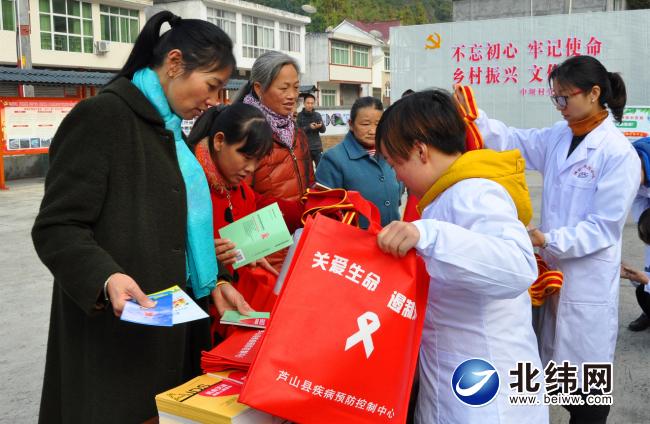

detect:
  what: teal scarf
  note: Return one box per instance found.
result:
[132,68,217,299]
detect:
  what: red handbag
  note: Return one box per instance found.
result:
[239,192,428,424]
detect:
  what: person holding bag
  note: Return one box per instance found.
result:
[376,90,547,423]
[188,103,303,341]
[459,55,639,423]
[31,12,249,423]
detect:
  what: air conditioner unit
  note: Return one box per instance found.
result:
[94,40,110,54]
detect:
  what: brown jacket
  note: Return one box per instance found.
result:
[249,128,314,202]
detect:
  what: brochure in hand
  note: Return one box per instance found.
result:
[120,285,208,327]
[220,311,270,329]
[121,292,173,327]
[218,202,293,269]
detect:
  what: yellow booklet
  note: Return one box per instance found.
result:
[156,374,277,424]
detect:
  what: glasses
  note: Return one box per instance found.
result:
[549,90,583,109]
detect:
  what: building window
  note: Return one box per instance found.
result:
[384,82,391,99]
[100,5,139,43]
[207,8,236,42]
[280,23,300,52]
[321,89,336,107]
[242,15,274,59]
[384,53,390,72]
[39,0,93,52]
[352,45,369,67]
[1,0,15,31]
[331,41,349,65]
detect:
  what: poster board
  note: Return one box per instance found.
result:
[0,97,78,156]
[390,9,650,130]
[616,106,650,141]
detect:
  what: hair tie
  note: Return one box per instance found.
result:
[170,15,182,27]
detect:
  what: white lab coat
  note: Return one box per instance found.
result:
[412,178,548,424]
[476,111,640,370]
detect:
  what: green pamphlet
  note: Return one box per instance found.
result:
[220,310,270,329]
[218,202,293,269]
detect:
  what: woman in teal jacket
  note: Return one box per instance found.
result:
[316,97,402,228]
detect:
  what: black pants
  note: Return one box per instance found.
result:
[562,390,610,424]
[636,284,650,316]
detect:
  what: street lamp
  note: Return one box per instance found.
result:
[301,4,317,14]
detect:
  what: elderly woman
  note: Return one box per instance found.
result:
[233,51,312,270]
[234,51,313,202]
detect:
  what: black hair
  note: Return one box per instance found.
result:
[376,89,466,161]
[187,103,273,160]
[303,93,316,101]
[401,89,415,98]
[638,208,650,245]
[350,97,383,123]
[548,56,626,123]
[110,11,236,83]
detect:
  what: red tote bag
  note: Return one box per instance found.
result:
[239,193,428,424]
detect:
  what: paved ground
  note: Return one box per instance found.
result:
[0,173,648,423]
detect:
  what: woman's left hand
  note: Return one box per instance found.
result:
[249,257,280,276]
[211,283,254,317]
[528,228,546,248]
[377,221,420,257]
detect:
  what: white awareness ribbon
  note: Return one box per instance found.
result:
[344,311,380,358]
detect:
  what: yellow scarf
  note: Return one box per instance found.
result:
[416,149,532,226]
[568,109,608,136]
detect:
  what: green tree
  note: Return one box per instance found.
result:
[250,0,453,32]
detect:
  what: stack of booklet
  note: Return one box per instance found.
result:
[201,328,265,373]
[156,374,281,423]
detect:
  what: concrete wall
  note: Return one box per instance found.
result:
[3,154,49,180]
[329,64,371,83]
[304,33,329,86]
[452,0,618,22]
[0,30,17,65]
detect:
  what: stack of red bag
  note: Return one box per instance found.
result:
[201,328,265,373]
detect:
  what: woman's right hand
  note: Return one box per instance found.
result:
[215,238,238,265]
[105,273,156,317]
[211,282,254,317]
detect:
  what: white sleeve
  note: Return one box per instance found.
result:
[544,148,641,259]
[631,188,650,222]
[476,109,558,172]
[412,182,537,299]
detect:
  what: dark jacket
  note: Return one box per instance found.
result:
[316,131,403,228]
[32,77,210,424]
[296,109,325,151]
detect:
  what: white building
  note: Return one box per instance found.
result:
[0,0,310,97]
[156,0,310,86]
[304,19,394,107]
[0,0,151,96]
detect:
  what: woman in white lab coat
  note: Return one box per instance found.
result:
[463,55,640,424]
[376,90,548,424]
